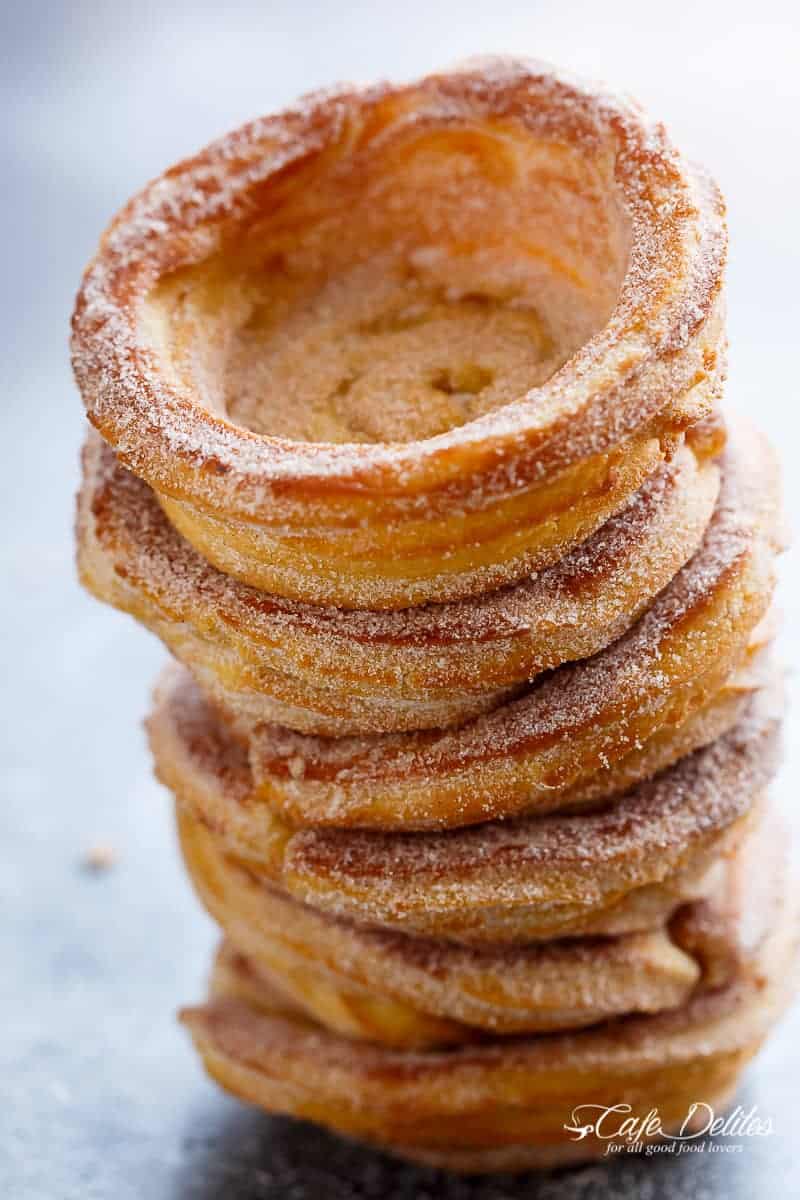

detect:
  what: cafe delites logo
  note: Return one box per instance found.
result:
[563,1103,774,1157]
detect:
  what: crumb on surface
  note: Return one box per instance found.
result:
[81,842,119,872]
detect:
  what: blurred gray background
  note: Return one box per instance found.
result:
[2,2,799,1197]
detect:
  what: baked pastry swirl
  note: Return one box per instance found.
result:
[180,848,797,1172]
[71,58,726,608]
[223,421,781,830]
[148,665,781,945]
[177,804,778,1048]
[76,424,721,736]
[71,55,793,1176]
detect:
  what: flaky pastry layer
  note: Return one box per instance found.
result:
[228,421,781,830]
[148,665,781,944]
[77,429,720,735]
[178,805,781,1048]
[180,873,797,1172]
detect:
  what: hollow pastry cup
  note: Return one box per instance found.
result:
[72,58,726,608]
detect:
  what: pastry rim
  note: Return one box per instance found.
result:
[71,56,726,519]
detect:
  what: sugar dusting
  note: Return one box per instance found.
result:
[71,57,727,524]
[183,806,778,1039]
[80,433,711,647]
[149,658,782,942]
[242,421,779,812]
[78,429,723,740]
[288,692,780,908]
[71,55,795,1182]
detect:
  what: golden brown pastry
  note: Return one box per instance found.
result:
[180,855,797,1172]
[71,52,794,1180]
[76,427,720,736]
[71,58,726,609]
[227,421,781,830]
[148,666,781,945]
[178,804,776,1048]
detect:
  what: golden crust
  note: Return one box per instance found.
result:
[179,875,798,1172]
[226,421,780,830]
[71,58,727,608]
[76,430,720,736]
[148,665,781,945]
[70,56,796,1178]
[178,806,781,1048]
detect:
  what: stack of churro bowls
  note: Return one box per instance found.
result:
[73,59,797,1172]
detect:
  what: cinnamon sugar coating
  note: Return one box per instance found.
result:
[76,428,719,736]
[72,58,726,608]
[232,421,781,830]
[180,865,798,1172]
[178,805,781,1047]
[147,667,781,945]
[70,57,794,1175]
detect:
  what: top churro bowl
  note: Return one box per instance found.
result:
[72,58,726,608]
